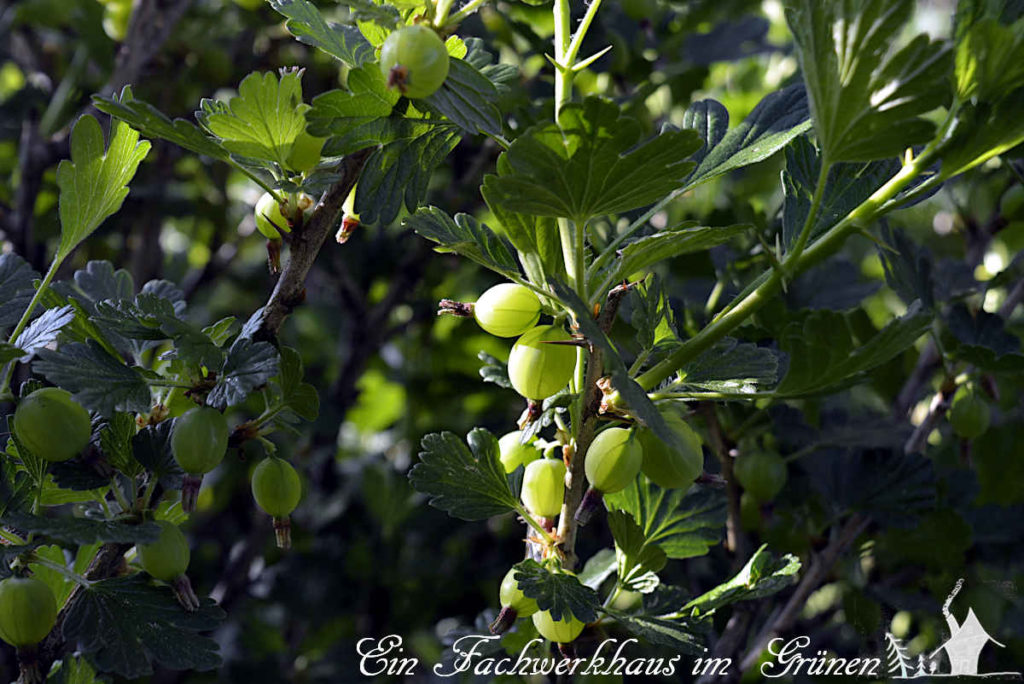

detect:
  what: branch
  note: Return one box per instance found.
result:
[252,149,372,343]
[700,403,746,562]
[556,282,632,569]
[738,514,870,673]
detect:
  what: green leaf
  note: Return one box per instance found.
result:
[598,608,704,653]
[578,548,617,590]
[99,413,141,477]
[206,338,280,409]
[785,0,952,162]
[775,302,933,396]
[679,545,801,617]
[12,305,75,360]
[422,58,502,136]
[55,115,151,262]
[272,346,320,422]
[405,207,520,279]
[62,574,225,678]
[0,511,161,545]
[93,87,235,169]
[0,253,38,330]
[938,91,1024,180]
[477,351,511,389]
[955,17,1024,102]
[307,65,399,153]
[200,71,308,166]
[34,341,152,416]
[942,303,1024,371]
[674,337,780,395]
[480,186,565,286]
[0,342,27,365]
[408,429,519,520]
[269,0,374,68]
[605,482,726,560]
[782,136,899,248]
[482,98,701,223]
[133,422,184,489]
[46,655,101,684]
[511,559,601,622]
[608,510,667,594]
[355,123,461,226]
[604,224,750,288]
[685,85,812,188]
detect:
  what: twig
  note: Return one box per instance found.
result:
[696,608,752,684]
[252,150,371,343]
[904,377,956,454]
[699,403,745,561]
[555,282,632,569]
[738,514,870,673]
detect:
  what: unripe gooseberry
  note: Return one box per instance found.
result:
[13,388,92,463]
[286,130,327,173]
[138,520,199,611]
[254,192,290,240]
[473,284,542,338]
[172,406,229,512]
[252,457,303,549]
[0,577,58,648]
[532,610,585,644]
[489,566,539,634]
[575,427,642,525]
[733,451,787,503]
[379,25,450,99]
[498,431,542,473]
[102,0,132,42]
[521,458,566,519]
[636,410,704,489]
[948,390,991,439]
[507,325,577,400]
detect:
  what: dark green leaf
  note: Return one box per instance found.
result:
[273,347,320,422]
[207,338,279,409]
[686,85,812,187]
[63,574,224,678]
[477,351,511,389]
[674,337,780,395]
[775,302,933,397]
[34,341,152,416]
[599,608,704,653]
[422,59,502,136]
[409,429,519,520]
[0,511,160,545]
[482,98,701,223]
[269,0,373,67]
[0,253,38,330]
[943,303,1024,371]
[606,224,750,287]
[605,482,726,560]
[680,545,801,617]
[955,18,1024,102]
[782,136,899,248]
[99,413,141,476]
[405,207,519,278]
[133,422,183,489]
[512,559,601,623]
[355,124,461,226]
[803,449,935,521]
[785,0,952,162]
[608,510,667,593]
[0,343,27,365]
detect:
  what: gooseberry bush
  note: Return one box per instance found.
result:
[2,0,1024,680]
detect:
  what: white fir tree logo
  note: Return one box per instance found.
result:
[886,579,1021,679]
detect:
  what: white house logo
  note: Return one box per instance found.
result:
[884,579,1020,679]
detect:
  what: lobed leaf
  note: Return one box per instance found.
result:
[511,559,601,623]
[405,207,519,279]
[34,341,152,416]
[679,545,801,617]
[269,0,374,68]
[605,482,726,560]
[0,511,161,546]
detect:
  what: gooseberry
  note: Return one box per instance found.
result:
[102,0,132,42]
[0,577,58,648]
[636,410,703,489]
[507,325,577,400]
[733,451,787,503]
[498,430,542,473]
[138,520,199,611]
[13,388,92,463]
[171,406,229,513]
[254,192,290,240]
[489,566,539,634]
[949,390,991,439]
[379,25,450,99]
[286,130,327,173]
[575,427,642,525]
[521,458,566,519]
[252,457,303,549]
[532,610,585,644]
[473,283,542,338]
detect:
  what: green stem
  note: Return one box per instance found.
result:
[446,0,489,25]
[0,260,61,397]
[564,0,604,65]
[514,504,557,546]
[552,0,572,124]
[28,555,92,587]
[787,161,831,266]
[634,147,938,392]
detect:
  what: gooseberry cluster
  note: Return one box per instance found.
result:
[446,284,711,644]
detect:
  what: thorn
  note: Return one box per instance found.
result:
[437,299,474,317]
